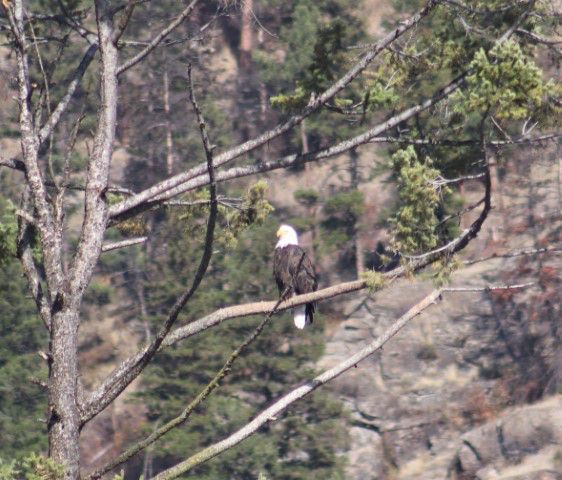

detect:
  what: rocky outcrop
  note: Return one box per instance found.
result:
[452,396,562,479]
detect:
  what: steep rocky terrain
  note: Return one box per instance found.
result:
[318,148,561,478]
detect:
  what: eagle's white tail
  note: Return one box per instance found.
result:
[294,305,309,329]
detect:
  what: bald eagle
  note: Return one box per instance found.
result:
[273,225,318,329]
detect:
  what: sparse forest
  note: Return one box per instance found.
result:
[0,1,560,479]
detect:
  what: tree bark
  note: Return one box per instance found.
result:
[48,308,81,480]
[47,1,118,477]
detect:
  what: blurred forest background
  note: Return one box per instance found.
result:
[0,0,561,479]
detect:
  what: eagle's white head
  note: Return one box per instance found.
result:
[276,224,299,248]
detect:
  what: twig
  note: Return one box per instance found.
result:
[101,237,147,252]
[55,113,84,236]
[431,173,486,187]
[464,245,562,265]
[437,197,485,227]
[117,0,199,75]
[442,282,535,292]
[366,133,562,146]
[112,0,136,44]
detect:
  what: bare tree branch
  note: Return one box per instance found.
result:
[497,0,536,43]
[0,157,26,171]
[80,66,220,425]
[108,0,442,219]
[366,133,562,146]
[38,43,98,145]
[101,237,147,252]
[9,0,65,301]
[110,73,467,223]
[432,173,486,186]
[112,0,137,44]
[151,288,445,480]
[16,189,52,330]
[442,282,535,292]
[464,245,562,265]
[68,1,118,305]
[86,288,291,480]
[54,113,84,251]
[437,197,485,227]
[116,0,199,75]
[515,28,562,46]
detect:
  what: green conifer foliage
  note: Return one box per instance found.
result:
[455,40,556,120]
[389,146,449,255]
[0,198,48,459]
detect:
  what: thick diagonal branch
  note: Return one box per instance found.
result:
[149,279,534,480]
[108,0,440,219]
[85,289,290,480]
[151,288,444,480]
[110,72,466,223]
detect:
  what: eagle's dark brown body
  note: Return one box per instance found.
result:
[273,244,318,324]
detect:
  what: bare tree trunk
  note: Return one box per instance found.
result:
[489,157,505,242]
[48,308,81,480]
[349,148,364,275]
[240,0,253,70]
[48,2,119,477]
[163,68,175,175]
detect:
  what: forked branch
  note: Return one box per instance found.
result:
[80,66,219,424]
[86,288,291,480]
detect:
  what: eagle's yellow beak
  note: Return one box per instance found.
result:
[276,228,283,238]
